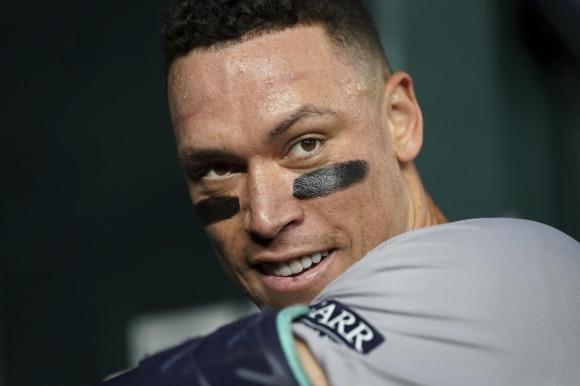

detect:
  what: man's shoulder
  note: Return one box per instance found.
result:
[447,217,576,240]
[398,217,574,243]
[296,218,580,386]
[318,217,579,303]
[373,217,578,259]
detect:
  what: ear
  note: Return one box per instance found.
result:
[382,71,423,163]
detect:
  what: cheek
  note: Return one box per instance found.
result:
[367,163,410,235]
[204,222,247,280]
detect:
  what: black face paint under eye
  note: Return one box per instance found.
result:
[195,196,240,226]
[293,160,368,200]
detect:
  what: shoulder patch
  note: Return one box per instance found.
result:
[300,300,384,354]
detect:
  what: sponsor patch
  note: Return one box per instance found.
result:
[300,300,384,354]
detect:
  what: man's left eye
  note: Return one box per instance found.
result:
[287,139,321,157]
[204,163,233,179]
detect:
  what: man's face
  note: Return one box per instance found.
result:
[168,25,413,308]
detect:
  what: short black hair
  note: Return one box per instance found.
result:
[162,0,390,75]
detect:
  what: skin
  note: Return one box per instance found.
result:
[168,25,445,384]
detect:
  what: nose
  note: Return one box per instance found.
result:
[243,160,304,239]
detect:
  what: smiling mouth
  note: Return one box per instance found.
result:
[261,250,331,277]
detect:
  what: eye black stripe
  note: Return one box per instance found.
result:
[195,196,240,226]
[293,160,368,200]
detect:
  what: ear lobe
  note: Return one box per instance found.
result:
[384,71,423,163]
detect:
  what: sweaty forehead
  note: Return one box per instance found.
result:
[167,25,368,126]
[169,25,335,87]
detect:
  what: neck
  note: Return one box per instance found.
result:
[400,162,447,230]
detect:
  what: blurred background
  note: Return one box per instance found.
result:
[1,0,578,384]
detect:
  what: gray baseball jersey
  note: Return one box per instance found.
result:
[292,218,580,385]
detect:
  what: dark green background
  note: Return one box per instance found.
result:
[1,0,578,385]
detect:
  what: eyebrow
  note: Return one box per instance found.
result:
[178,104,340,166]
[177,148,226,167]
[270,104,339,138]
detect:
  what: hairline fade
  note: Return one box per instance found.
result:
[161,0,392,81]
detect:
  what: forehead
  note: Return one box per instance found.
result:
[167,25,372,148]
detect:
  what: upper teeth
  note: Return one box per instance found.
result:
[263,250,330,277]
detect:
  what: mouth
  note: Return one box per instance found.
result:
[259,249,332,277]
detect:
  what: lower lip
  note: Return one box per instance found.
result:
[259,251,334,294]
